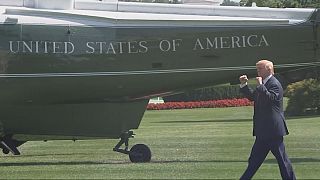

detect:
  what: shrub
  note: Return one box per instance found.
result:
[163,84,256,102]
[285,78,320,116]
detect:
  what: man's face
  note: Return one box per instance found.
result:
[256,64,269,79]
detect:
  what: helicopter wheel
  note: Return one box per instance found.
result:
[129,144,151,163]
[2,148,9,154]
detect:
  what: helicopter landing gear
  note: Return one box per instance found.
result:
[2,148,9,154]
[113,131,151,163]
[0,135,25,155]
[129,144,151,163]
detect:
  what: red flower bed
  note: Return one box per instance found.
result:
[147,98,253,110]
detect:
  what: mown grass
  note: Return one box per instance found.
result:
[0,106,319,179]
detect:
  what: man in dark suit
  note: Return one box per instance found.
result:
[239,60,296,180]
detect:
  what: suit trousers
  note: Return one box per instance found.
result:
[240,136,296,180]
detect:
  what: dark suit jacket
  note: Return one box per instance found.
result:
[240,76,289,138]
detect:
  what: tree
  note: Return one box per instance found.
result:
[221,0,240,6]
[285,79,320,116]
[263,0,285,7]
[239,0,320,7]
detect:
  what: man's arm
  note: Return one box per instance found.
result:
[240,85,255,101]
[256,83,281,102]
[239,75,255,101]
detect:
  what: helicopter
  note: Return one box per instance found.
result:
[0,0,319,162]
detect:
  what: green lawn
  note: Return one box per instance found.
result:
[0,106,319,179]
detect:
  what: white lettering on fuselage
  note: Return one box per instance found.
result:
[85,41,148,54]
[193,35,269,50]
[9,41,74,54]
[8,34,269,55]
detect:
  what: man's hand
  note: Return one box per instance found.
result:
[256,77,263,85]
[239,75,248,85]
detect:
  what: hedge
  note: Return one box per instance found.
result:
[163,84,256,102]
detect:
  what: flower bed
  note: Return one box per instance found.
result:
[147,98,253,110]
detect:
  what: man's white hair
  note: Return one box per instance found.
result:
[256,60,274,74]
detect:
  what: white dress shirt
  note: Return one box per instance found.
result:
[263,74,273,85]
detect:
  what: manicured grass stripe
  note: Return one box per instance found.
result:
[0,106,319,179]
